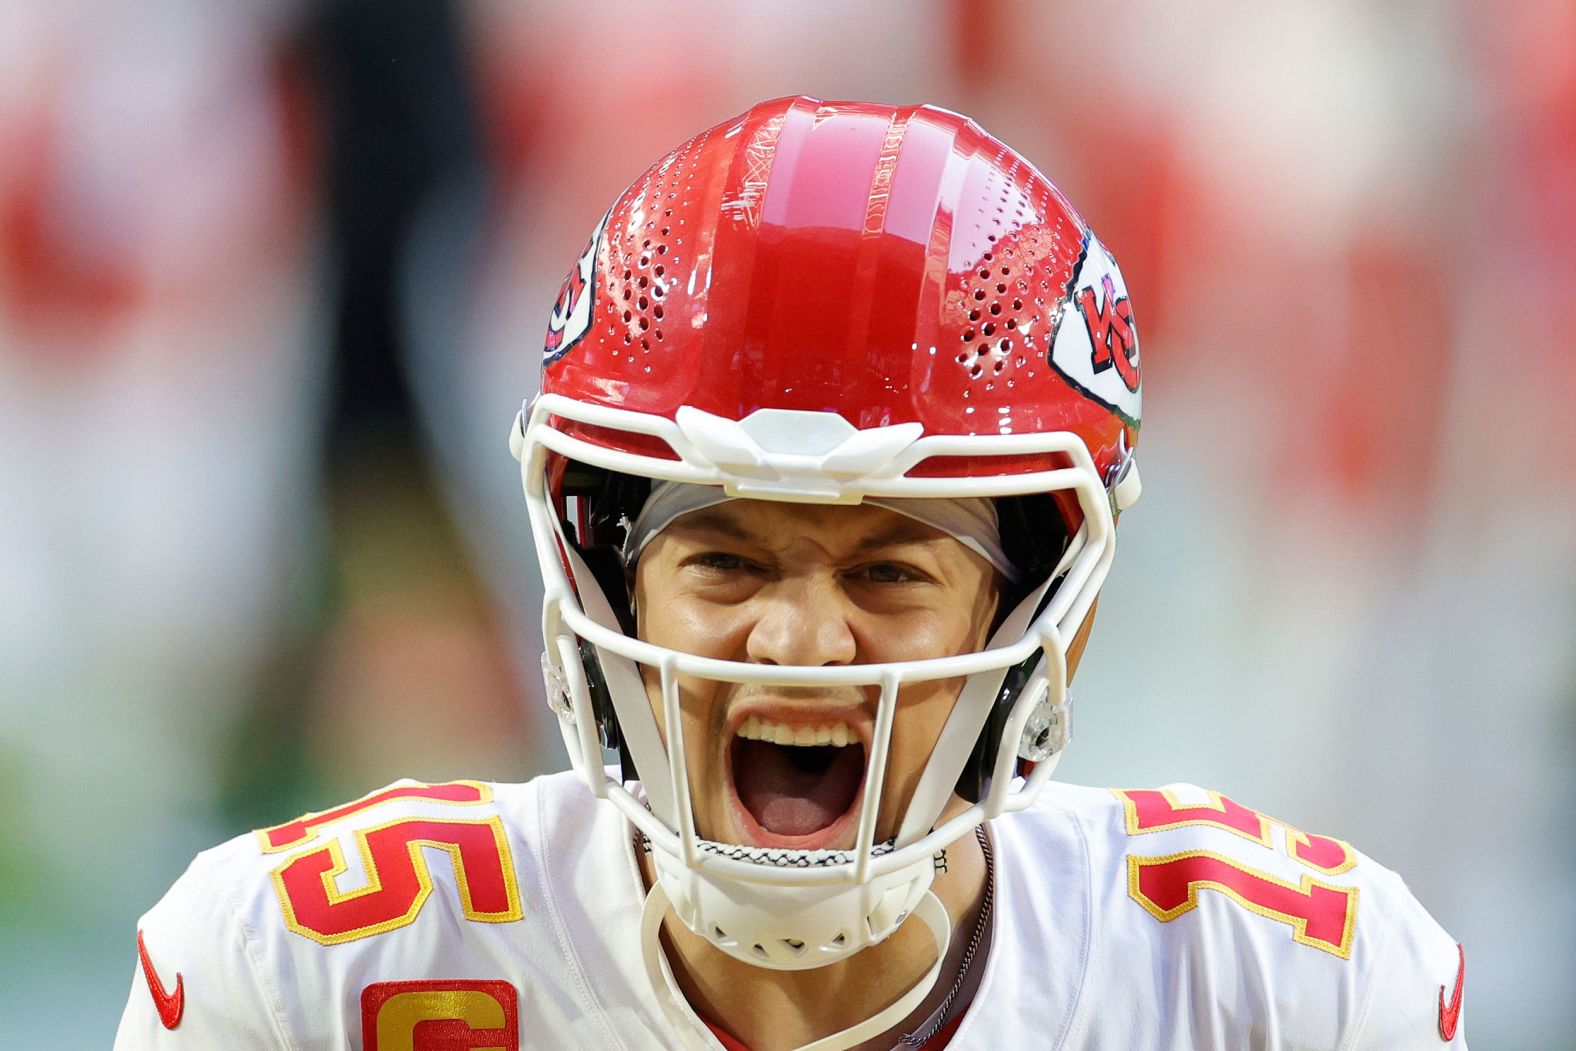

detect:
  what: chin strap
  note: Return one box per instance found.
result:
[640,883,953,1051]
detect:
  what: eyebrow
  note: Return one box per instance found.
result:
[668,509,756,543]
[669,509,946,553]
[852,521,947,552]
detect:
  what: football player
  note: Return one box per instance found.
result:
[117,97,1467,1050]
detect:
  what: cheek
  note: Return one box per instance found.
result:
[858,607,987,665]
[877,677,966,824]
[640,596,752,659]
[862,572,999,664]
[639,667,725,731]
[873,586,996,817]
[892,678,963,749]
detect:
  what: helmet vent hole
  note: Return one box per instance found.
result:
[751,943,769,959]
[962,329,975,342]
[779,938,806,956]
[826,932,847,950]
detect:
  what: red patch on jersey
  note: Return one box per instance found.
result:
[136,929,185,1030]
[1438,942,1465,1041]
[361,980,518,1050]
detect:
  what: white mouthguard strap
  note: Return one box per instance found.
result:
[623,481,1021,583]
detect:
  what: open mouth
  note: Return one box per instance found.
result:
[729,715,867,843]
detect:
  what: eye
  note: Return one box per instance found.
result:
[686,551,751,573]
[853,561,923,585]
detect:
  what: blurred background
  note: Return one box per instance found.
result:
[1,0,1571,1045]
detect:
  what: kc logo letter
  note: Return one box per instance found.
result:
[1078,273,1138,393]
[361,979,519,1051]
[1048,233,1142,426]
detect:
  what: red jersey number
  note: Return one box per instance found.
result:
[1115,789,1358,959]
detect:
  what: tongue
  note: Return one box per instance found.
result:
[733,739,865,837]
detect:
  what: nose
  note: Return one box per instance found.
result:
[745,575,857,667]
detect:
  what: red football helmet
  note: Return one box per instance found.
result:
[510,96,1141,1008]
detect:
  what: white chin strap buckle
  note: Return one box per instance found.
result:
[1019,688,1072,763]
[1106,439,1140,518]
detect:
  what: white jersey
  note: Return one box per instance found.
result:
[116,772,1466,1050]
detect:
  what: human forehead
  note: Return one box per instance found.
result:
[655,499,966,558]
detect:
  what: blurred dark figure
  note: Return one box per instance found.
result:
[224,0,529,825]
[316,0,482,451]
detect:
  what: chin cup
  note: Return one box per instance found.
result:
[647,839,937,972]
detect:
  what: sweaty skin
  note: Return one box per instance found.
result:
[631,500,1097,1051]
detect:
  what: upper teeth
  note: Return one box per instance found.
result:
[737,716,853,748]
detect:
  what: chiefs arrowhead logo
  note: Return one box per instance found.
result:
[544,209,609,364]
[137,930,185,1030]
[1049,233,1141,426]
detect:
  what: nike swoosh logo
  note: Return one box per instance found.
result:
[1437,942,1465,1041]
[137,929,185,1030]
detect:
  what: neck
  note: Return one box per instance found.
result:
[637,827,989,1051]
